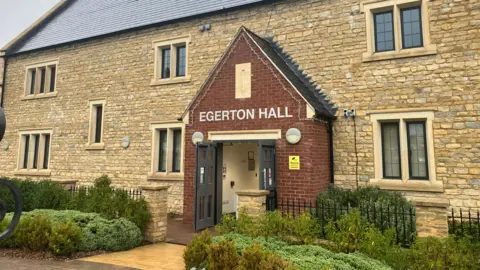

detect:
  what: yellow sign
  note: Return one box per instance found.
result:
[289,156,300,170]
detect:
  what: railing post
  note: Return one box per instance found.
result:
[236,190,270,218]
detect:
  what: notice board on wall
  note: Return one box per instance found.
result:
[289,156,300,170]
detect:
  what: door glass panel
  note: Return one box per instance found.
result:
[199,196,205,220]
[200,149,206,161]
[207,195,212,218]
[208,149,213,161]
[207,166,212,184]
[200,167,205,184]
[264,149,272,161]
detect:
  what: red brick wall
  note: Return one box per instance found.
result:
[183,32,330,224]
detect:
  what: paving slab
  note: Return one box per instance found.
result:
[0,257,136,270]
[80,243,186,270]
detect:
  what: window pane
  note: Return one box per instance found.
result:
[381,123,401,178]
[95,105,103,143]
[176,46,186,77]
[172,129,182,172]
[401,6,423,49]
[49,66,56,92]
[158,130,167,172]
[374,11,395,52]
[23,135,30,169]
[30,69,36,95]
[161,48,171,79]
[33,134,40,169]
[408,122,428,179]
[43,134,50,169]
[39,68,46,94]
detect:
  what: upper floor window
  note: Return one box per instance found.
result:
[151,36,191,85]
[24,60,58,99]
[17,129,52,174]
[362,0,437,62]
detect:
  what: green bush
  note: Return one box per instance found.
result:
[238,243,292,270]
[0,178,70,212]
[14,215,52,251]
[5,210,143,252]
[207,238,240,269]
[183,230,212,270]
[216,233,391,270]
[67,175,150,234]
[325,210,366,253]
[49,221,83,256]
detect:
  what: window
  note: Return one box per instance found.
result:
[152,36,191,85]
[24,60,58,98]
[87,100,106,149]
[361,0,436,62]
[381,122,401,178]
[17,130,52,174]
[150,122,185,179]
[401,7,423,49]
[374,11,395,52]
[370,110,441,192]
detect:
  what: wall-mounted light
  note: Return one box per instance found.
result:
[3,141,8,151]
[286,128,301,144]
[199,24,212,32]
[121,137,130,149]
[192,132,204,145]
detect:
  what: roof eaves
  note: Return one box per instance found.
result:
[1,0,70,54]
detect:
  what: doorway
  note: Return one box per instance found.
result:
[194,140,276,231]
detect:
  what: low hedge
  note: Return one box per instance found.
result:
[1,210,143,254]
[0,176,150,234]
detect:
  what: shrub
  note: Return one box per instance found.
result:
[289,213,319,245]
[49,221,83,256]
[14,215,52,251]
[216,233,391,270]
[325,210,366,253]
[183,230,213,269]
[207,238,240,269]
[317,186,410,208]
[238,243,291,270]
[5,210,143,252]
[68,175,150,234]
[258,211,286,240]
[215,213,237,235]
[0,178,70,212]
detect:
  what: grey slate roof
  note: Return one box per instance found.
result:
[243,28,337,119]
[10,0,267,54]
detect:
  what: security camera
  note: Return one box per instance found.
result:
[343,109,349,118]
[350,109,356,117]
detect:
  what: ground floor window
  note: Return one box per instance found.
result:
[369,110,441,192]
[18,130,52,171]
[150,122,185,178]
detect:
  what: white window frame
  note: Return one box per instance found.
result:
[151,36,191,86]
[149,122,185,181]
[86,99,106,150]
[369,110,442,192]
[361,0,437,62]
[15,129,53,176]
[23,60,58,100]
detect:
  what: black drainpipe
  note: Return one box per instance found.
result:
[1,55,7,108]
[328,119,334,185]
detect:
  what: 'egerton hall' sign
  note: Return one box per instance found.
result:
[199,107,293,122]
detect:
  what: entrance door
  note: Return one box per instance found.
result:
[195,143,217,230]
[259,142,276,210]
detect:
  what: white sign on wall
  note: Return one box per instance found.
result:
[199,107,293,122]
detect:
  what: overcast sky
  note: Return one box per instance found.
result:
[0,0,60,48]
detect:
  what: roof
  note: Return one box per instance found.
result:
[4,0,268,55]
[182,27,337,120]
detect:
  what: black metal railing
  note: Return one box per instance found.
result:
[68,185,143,200]
[275,198,416,245]
[448,208,480,241]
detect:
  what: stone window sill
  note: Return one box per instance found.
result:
[85,143,105,150]
[362,45,437,62]
[21,92,58,101]
[150,76,191,86]
[14,170,51,177]
[368,179,444,193]
[147,173,184,181]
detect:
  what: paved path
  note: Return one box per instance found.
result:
[0,257,136,269]
[80,243,186,270]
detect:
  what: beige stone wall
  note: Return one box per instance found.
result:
[0,0,479,214]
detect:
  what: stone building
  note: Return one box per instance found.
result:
[0,0,478,228]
